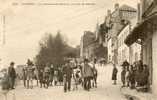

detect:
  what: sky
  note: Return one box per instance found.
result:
[0,0,138,67]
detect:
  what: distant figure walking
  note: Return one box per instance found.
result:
[8,62,16,89]
[43,64,51,88]
[49,64,54,86]
[62,61,72,92]
[92,63,98,88]
[129,65,136,89]
[38,68,44,88]
[22,67,27,87]
[121,66,126,87]
[112,64,118,85]
[26,59,34,89]
[82,59,93,91]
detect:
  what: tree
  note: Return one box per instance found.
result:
[52,32,67,66]
[35,33,54,67]
[35,31,77,68]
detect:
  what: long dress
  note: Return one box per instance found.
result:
[112,68,118,80]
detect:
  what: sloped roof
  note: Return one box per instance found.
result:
[111,4,136,17]
[119,4,136,12]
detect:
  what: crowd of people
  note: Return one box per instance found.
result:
[23,59,98,92]
[1,58,98,93]
[0,57,150,94]
[112,60,150,92]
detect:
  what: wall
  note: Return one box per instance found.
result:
[107,38,112,62]
[152,30,157,96]
[118,44,129,65]
[118,25,130,65]
[130,43,141,64]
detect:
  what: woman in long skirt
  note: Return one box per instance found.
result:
[112,64,118,85]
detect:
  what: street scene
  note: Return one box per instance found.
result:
[0,64,125,100]
[0,0,157,100]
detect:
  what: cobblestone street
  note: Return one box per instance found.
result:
[0,64,126,100]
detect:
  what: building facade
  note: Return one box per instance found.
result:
[105,3,137,64]
[125,0,157,96]
[80,31,96,59]
[107,38,112,62]
[80,36,84,58]
[117,15,142,65]
[117,25,130,65]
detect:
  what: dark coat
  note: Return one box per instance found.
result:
[8,66,16,79]
[82,63,93,78]
[38,70,44,81]
[22,68,27,80]
[58,69,63,82]
[121,70,126,82]
[142,69,149,85]
[62,64,72,80]
[129,70,136,84]
[112,67,118,80]
[92,67,98,77]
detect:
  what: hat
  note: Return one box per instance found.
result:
[84,58,89,62]
[10,62,15,65]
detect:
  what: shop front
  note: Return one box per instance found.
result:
[125,12,157,95]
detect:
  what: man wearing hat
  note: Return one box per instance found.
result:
[82,59,93,91]
[8,62,16,89]
[62,60,73,92]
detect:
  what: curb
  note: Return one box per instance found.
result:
[120,87,155,100]
[120,87,140,100]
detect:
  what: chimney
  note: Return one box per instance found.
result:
[114,3,119,11]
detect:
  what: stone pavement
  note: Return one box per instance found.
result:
[120,87,156,100]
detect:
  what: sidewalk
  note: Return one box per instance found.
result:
[120,87,156,100]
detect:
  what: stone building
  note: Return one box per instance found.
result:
[125,0,157,96]
[117,14,141,65]
[80,31,96,60]
[117,24,130,65]
[105,3,137,64]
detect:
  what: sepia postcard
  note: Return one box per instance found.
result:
[0,0,157,100]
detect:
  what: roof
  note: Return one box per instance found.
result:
[111,4,136,18]
[119,4,136,12]
[117,22,129,36]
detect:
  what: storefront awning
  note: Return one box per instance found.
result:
[124,13,157,46]
[124,21,144,46]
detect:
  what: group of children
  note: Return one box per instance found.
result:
[112,60,150,92]
[121,60,150,92]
